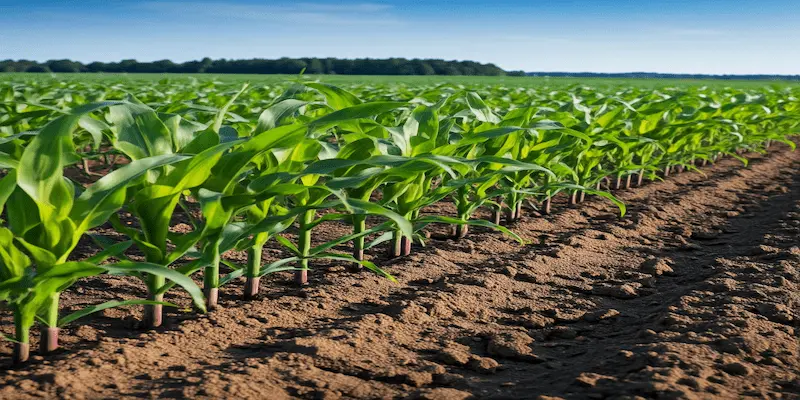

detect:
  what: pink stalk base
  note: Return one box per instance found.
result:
[295,270,308,286]
[13,343,29,365]
[205,287,219,310]
[243,277,260,300]
[491,209,501,225]
[506,207,517,223]
[401,236,412,256]
[144,295,163,328]
[40,327,59,354]
[543,197,552,215]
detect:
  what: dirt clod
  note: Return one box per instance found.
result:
[591,283,639,299]
[720,362,753,376]
[468,356,500,374]
[439,349,471,366]
[641,257,675,276]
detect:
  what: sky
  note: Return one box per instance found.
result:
[1,0,799,74]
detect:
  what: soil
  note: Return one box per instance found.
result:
[1,146,799,400]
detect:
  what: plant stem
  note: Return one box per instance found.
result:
[244,242,264,300]
[40,292,61,354]
[506,204,517,222]
[637,170,644,186]
[505,193,518,222]
[454,215,469,239]
[568,190,578,205]
[350,214,366,271]
[82,158,92,176]
[144,274,165,328]
[543,196,551,215]
[625,174,632,189]
[296,209,313,286]
[491,197,502,225]
[204,244,221,310]
[401,235,412,256]
[391,229,402,258]
[13,309,29,364]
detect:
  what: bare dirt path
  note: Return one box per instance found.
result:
[1,145,798,400]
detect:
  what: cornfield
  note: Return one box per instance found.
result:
[0,76,797,365]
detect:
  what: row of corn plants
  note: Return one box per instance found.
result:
[1,79,798,364]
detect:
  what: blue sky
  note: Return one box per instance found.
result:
[1,0,799,74]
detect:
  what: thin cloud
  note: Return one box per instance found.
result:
[497,35,581,44]
[135,1,402,26]
[667,28,726,37]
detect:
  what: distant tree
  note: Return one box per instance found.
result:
[306,58,325,74]
[25,64,50,73]
[198,57,212,72]
[0,57,511,76]
[47,59,82,73]
[85,62,107,73]
[119,59,138,72]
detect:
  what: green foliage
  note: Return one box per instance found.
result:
[0,75,797,362]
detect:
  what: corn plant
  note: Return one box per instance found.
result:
[0,105,202,363]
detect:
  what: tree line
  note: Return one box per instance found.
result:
[0,57,523,76]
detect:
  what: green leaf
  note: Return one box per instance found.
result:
[414,215,526,244]
[213,84,249,133]
[58,299,179,327]
[84,240,133,264]
[104,262,207,313]
[304,82,361,110]
[256,99,307,133]
[70,154,191,234]
[465,92,501,124]
[0,171,17,217]
[109,102,174,160]
[0,151,19,169]
[311,102,406,128]
[347,199,413,239]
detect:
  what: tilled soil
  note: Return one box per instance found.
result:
[1,146,799,400]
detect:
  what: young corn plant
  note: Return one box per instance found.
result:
[107,101,240,323]
[193,123,308,303]
[0,105,201,363]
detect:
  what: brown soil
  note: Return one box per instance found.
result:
[1,147,799,400]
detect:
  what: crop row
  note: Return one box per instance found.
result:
[0,80,797,364]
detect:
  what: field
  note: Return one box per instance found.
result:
[0,73,798,399]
